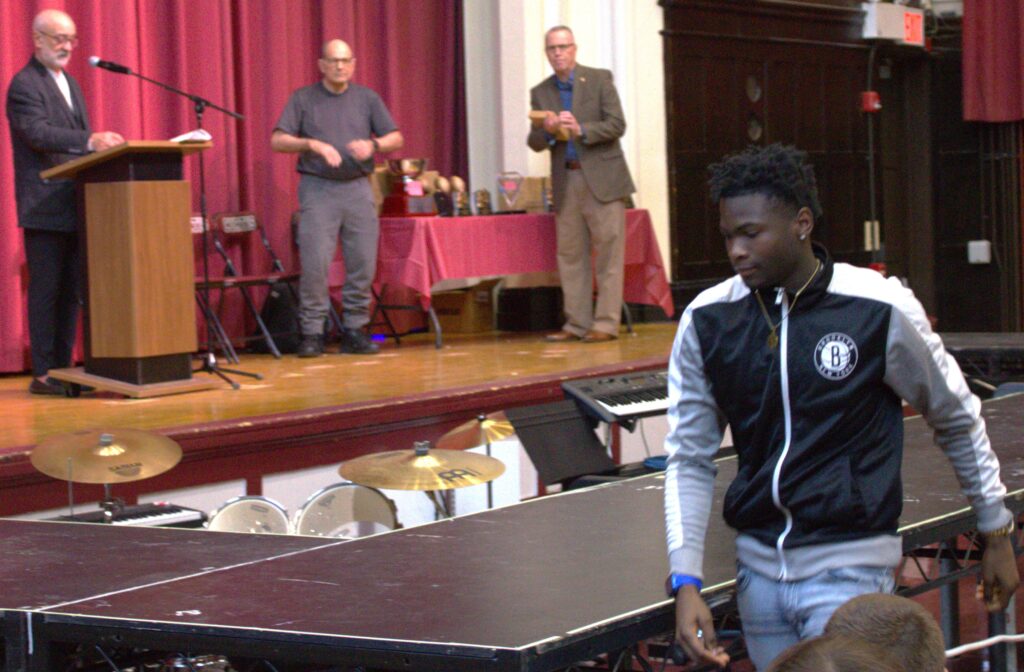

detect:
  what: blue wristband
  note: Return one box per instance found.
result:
[665,573,703,597]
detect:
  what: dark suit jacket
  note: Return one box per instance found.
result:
[527,64,635,209]
[6,56,91,232]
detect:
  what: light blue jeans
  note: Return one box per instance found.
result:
[735,562,895,670]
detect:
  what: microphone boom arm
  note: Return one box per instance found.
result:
[126,70,244,121]
[90,57,243,121]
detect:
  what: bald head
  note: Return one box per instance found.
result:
[318,39,356,93]
[33,9,74,34]
[32,9,77,72]
[321,39,352,59]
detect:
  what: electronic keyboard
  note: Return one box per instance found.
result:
[561,369,669,430]
[51,502,206,528]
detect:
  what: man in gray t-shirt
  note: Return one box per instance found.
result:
[272,38,403,356]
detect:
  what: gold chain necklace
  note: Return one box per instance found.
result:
[753,260,822,349]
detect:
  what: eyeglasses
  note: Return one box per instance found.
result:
[321,57,354,66]
[36,30,79,47]
[546,43,575,53]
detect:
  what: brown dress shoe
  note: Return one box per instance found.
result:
[544,330,580,342]
[582,329,617,343]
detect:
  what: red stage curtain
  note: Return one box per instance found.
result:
[963,0,1024,122]
[0,0,466,373]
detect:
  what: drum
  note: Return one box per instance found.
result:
[292,483,397,538]
[206,496,289,534]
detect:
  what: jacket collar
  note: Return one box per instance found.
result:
[28,55,80,127]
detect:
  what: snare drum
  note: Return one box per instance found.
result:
[206,496,289,534]
[293,483,397,538]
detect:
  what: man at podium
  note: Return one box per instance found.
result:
[6,9,124,395]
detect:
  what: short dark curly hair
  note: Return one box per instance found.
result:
[708,144,823,221]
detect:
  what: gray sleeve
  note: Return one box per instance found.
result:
[368,93,398,137]
[273,91,303,137]
[663,308,724,580]
[882,280,1012,532]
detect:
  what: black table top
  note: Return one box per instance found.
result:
[2,393,1022,667]
[940,332,1024,352]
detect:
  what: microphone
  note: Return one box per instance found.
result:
[88,56,131,75]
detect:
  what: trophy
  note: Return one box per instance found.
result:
[381,158,437,217]
[449,176,471,216]
[454,191,472,216]
[433,176,454,217]
[496,171,524,212]
[473,189,493,215]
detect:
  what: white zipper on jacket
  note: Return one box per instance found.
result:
[771,288,796,580]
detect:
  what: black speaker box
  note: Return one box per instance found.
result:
[496,287,563,332]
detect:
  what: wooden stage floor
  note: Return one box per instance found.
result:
[0,323,677,514]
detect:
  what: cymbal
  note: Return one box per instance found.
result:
[31,428,183,484]
[436,411,515,451]
[339,446,505,491]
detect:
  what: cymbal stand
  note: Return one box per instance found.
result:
[65,457,76,518]
[478,414,495,510]
[99,484,125,524]
[426,490,452,520]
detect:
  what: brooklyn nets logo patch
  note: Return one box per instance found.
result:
[814,333,858,380]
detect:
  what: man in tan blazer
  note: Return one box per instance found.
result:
[528,25,635,342]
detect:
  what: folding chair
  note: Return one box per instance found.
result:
[195,212,301,358]
[193,215,240,363]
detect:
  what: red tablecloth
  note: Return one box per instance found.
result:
[371,209,674,317]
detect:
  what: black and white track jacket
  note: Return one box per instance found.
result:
[664,247,1012,582]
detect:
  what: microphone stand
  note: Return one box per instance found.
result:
[110,65,258,388]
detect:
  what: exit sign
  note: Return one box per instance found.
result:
[862,3,925,47]
[904,10,924,46]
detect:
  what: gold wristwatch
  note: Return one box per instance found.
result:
[983,518,1016,539]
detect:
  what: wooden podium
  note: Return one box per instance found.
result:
[40,141,217,397]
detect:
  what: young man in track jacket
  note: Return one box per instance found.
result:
[662,144,1019,669]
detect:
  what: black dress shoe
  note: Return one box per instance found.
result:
[340,328,379,355]
[45,377,93,393]
[296,334,324,358]
[29,378,67,396]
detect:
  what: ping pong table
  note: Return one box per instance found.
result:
[3,394,1023,672]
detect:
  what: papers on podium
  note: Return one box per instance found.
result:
[169,128,212,143]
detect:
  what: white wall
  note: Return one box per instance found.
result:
[931,1,963,18]
[464,0,672,278]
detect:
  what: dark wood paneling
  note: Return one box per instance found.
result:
[660,0,943,313]
[662,1,873,282]
[930,48,1005,332]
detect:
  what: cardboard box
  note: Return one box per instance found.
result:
[496,176,550,214]
[430,280,499,334]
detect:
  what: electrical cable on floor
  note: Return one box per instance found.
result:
[639,418,652,457]
[946,632,1024,659]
